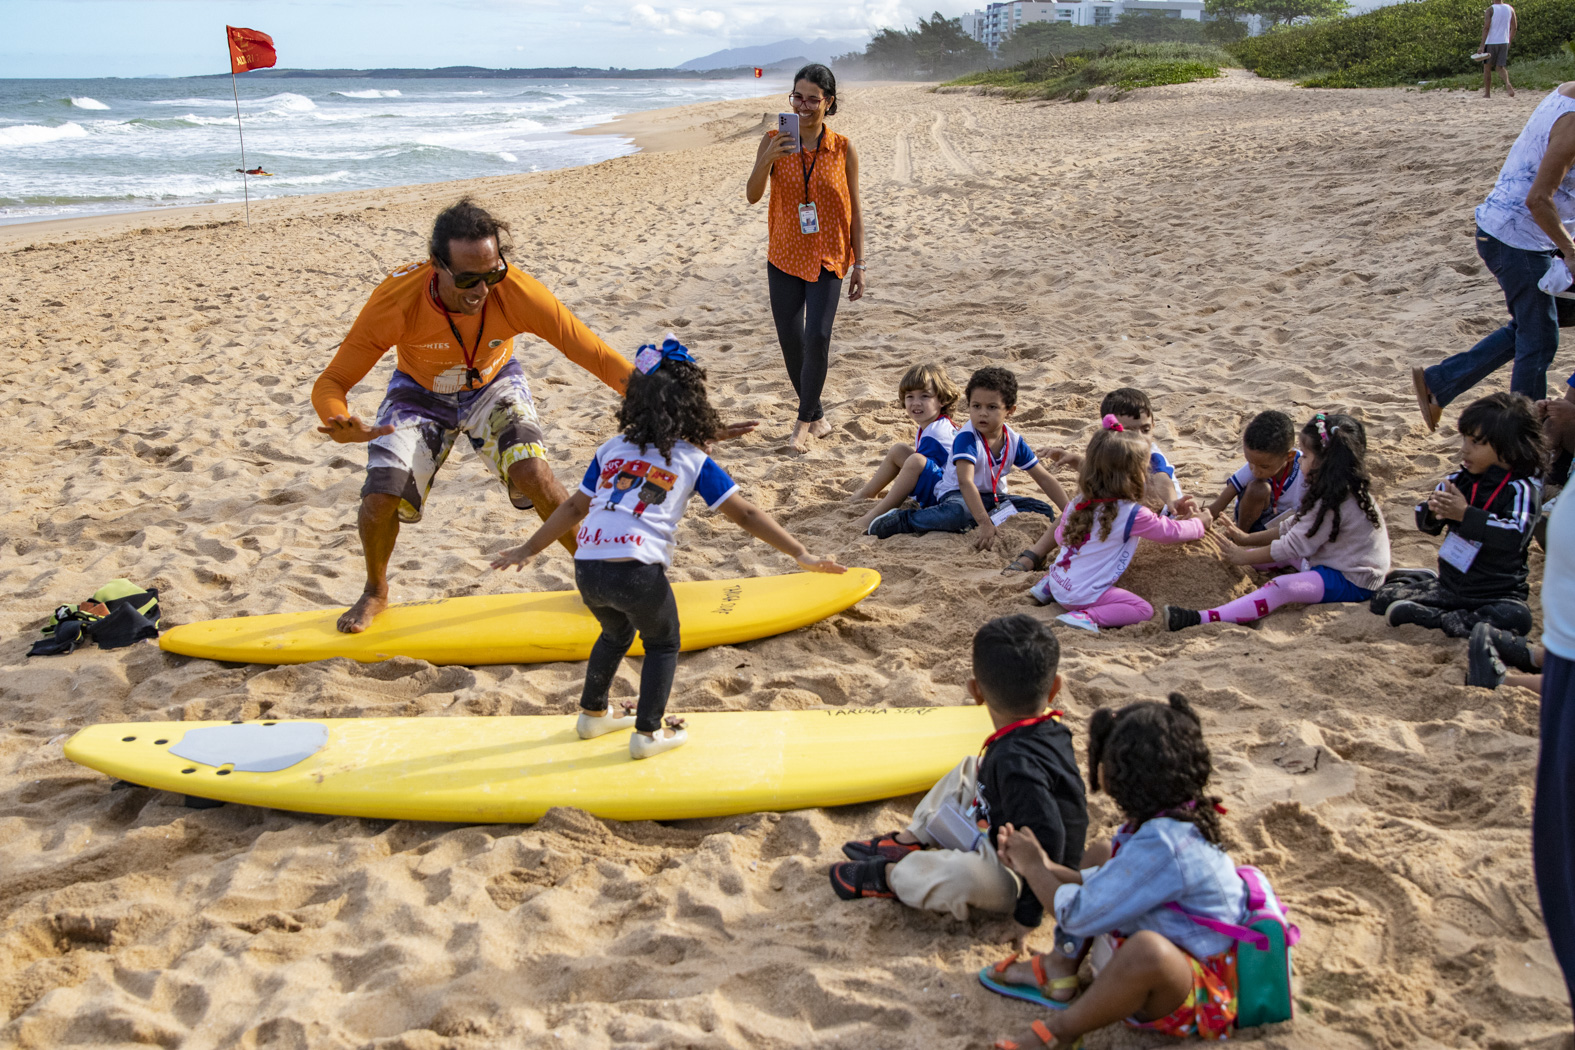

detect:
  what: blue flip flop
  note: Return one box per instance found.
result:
[978,953,1078,1009]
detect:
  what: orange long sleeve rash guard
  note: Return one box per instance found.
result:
[311,260,633,423]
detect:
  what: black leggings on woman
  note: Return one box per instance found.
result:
[767,262,843,423]
[574,559,681,733]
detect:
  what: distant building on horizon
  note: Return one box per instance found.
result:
[964,0,1206,50]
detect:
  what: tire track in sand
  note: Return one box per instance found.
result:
[893,124,913,183]
[929,113,973,175]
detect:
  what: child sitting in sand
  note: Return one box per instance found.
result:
[1014,417,1213,634]
[868,367,1069,548]
[985,694,1252,1048]
[1166,412,1391,631]
[852,364,962,533]
[1205,410,1305,533]
[829,615,1088,966]
[1045,387,1185,514]
[1371,392,1542,638]
[491,336,844,759]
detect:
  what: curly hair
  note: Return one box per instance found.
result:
[1087,693,1222,844]
[965,367,1018,410]
[1297,412,1380,545]
[898,363,962,418]
[1061,427,1149,550]
[1458,392,1544,480]
[429,197,512,268]
[1243,410,1295,455]
[615,360,721,460]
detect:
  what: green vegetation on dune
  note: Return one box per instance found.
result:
[1229,0,1575,88]
[945,42,1232,101]
[1421,44,1575,90]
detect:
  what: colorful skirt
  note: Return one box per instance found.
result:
[1116,936,1238,1040]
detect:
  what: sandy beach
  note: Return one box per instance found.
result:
[1,76,1570,1048]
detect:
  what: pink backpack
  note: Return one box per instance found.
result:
[1167,866,1300,1028]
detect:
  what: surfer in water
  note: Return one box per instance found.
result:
[311,198,757,633]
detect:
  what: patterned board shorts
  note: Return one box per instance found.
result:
[1117,935,1239,1040]
[363,358,546,523]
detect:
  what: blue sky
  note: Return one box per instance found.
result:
[1,1,958,78]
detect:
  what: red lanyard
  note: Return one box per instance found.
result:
[430,274,487,389]
[981,711,1062,756]
[1269,455,1295,506]
[1469,473,1512,510]
[980,426,1013,494]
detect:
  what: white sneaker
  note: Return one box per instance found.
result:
[1055,611,1100,633]
[629,727,688,759]
[1471,51,1490,60]
[577,708,637,739]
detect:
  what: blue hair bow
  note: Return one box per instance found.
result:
[634,334,696,375]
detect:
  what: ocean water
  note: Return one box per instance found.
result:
[0,76,784,226]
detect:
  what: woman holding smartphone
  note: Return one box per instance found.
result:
[746,63,865,453]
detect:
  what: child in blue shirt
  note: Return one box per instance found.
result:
[986,694,1247,1049]
[853,363,962,533]
[869,367,1068,548]
[492,337,844,759]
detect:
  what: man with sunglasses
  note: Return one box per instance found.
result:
[311,198,638,634]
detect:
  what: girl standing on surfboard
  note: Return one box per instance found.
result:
[491,336,845,759]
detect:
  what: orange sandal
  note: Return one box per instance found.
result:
[979,951,1081,1008]
[994,1019,1081,1049]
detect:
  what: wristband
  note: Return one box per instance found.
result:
[851,263,866,270]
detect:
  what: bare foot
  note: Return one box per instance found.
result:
[810,418,833,439]
[791,421,812,453]
[997,951,1080,1003]
[337,592,388,633]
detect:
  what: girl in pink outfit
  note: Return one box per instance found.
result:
[1165,412,1391,632]
[1030,417,1214,632]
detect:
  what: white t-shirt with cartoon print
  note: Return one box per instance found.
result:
[575,435,738,566]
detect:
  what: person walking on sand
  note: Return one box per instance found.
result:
[311,197,755,634]
[746,63,865,453]
[1479,2,1517,100]
[1412,81,1575,430]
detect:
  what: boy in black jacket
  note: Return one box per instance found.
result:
[830,615,1088,965]
[1371,392,1543,637]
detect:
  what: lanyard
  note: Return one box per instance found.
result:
[799,127,824,205]
[431,274,486,389]
[981,711,1063,757]
[1269,456,1295,506]
[980,426,1013,494]
[1468,473,1512,510]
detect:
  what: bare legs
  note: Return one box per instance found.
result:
[853,443,930,531]
[337,457,572,634]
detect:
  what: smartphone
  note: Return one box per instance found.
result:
[777,112,800,153]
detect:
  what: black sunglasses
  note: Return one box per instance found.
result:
[442,255,509,290]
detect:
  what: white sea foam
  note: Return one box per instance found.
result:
[332,89,402,99]
[0,122,90,147]
[70,97,110,110]
[259,93,317,113]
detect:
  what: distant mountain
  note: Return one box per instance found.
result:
[678,38,844,71]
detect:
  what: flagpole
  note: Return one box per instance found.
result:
[230,71,250,223]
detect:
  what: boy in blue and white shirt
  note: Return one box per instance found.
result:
[870,367,1068,546]
[1205,410,1305,533]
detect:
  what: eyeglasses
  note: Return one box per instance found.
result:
[441,255,509,289]
[788,92,826,106]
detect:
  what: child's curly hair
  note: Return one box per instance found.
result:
[898,363,962,418]
[1458,392,1544,480]
[615,360,721,460]
[1297,412,1380,545]
[1061,426,1149,550]
[1088,693,1222,845]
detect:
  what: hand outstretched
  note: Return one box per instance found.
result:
[795,554,848,574]
[318,414,395,443]
[490,544,536,572]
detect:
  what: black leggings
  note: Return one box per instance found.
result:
[1369,575,1533,638]
[574,559,681,733]
[767,262,843,423]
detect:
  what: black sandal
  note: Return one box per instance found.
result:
[1002,549,1045,575]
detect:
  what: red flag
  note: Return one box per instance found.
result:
[753,67,763,78]
[227,26,277,75]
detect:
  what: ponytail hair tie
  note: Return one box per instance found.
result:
[1101,414,1124,432]
[1313,412,1331,447]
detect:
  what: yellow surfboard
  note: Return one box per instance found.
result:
[64,707,993,824]
[158,569,880,666]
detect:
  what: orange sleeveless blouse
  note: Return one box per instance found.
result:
[767,126,855,282]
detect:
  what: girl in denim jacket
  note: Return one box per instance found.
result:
[988,694,1247,1048]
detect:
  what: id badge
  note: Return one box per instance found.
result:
[989,501,1019,526]
[1438,531,1482,573]
[798,202,819,235]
